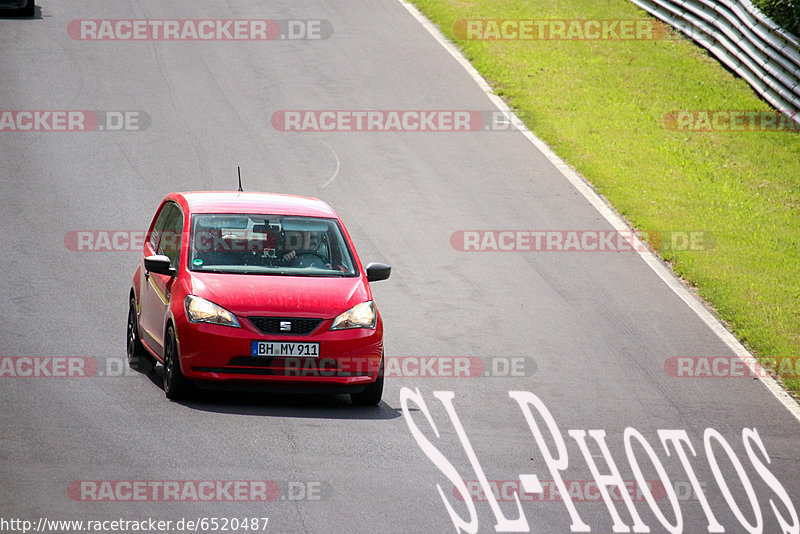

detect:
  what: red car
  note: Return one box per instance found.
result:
[127,191,391,404]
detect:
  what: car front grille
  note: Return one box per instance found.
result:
[247,317,322,336]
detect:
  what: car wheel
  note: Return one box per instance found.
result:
[350,356,384,406]
[163,325,191,400]
[17,0,34,16]
[126,297,150,369]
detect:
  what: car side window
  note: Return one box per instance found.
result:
[149,203,175,252]
[160,206,184,269]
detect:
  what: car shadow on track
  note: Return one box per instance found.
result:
[0,6,42,19]
[129,355,402,421]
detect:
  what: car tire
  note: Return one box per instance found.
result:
[163,325,192,400]
[350,356,384,406]
[17,0,34,17]
[126,297,151,370]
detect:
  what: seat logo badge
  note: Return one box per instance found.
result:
[280,321,292,331]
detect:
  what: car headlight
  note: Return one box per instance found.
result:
[330,301,376,330]
[184,295,241,328]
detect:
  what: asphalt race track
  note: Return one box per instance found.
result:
[1,1,799,533]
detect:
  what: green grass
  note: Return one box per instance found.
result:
[411,0,800,394]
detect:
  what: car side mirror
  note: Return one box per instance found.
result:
[145,254,177,277]
[366,262,391,282]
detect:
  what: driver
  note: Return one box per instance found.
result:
[280,231,328,264]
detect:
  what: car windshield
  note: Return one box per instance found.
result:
[189,214,357,277]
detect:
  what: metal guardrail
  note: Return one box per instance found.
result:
[629,0,800,125]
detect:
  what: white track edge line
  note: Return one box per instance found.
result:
[398,0,800,423]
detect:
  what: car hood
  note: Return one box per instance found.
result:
[186,272,369,319]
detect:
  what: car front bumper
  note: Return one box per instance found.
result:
[174,315,383,387]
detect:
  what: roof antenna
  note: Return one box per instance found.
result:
[237,166,243,192]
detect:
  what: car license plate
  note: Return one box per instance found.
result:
[251,341,319,358]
